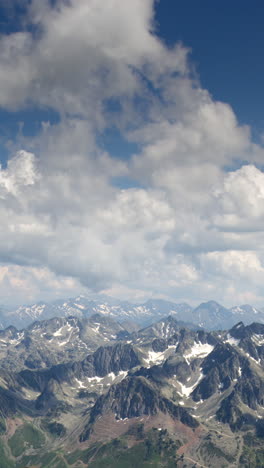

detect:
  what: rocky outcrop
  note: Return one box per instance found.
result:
[80,375,198,442]
[18,343,141,411]
[192,343,247,401]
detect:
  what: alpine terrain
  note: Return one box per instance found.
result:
[0,310,262,467]
[1,296,264,330]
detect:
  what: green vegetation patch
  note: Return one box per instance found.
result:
[8,423,45,457]
[200,440,235,464]
[239,433,264,467]
[42,455,68,468]
[16,451,68,468]
[67,428,181,468]
[0,439,15,468]
[0,416,6,435]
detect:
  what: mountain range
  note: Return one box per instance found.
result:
[1,295,264,331]
[0,311,262,466]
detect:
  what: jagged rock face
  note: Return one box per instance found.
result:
[229,322,249,339]
[175,329,218,356]
[17,343,141,410]
[133,365,167,383]
[202,343,241,373]
[216,389,262,432]
[132,317,182,345]
[0,325,17,338]
[105,377,162,419]
[192,367,222,401]
[35,379,62,410]
[192,344,246,401]
[230,321,264,339]
[92,343,140,377]
[229,322,264,363]
[71,343,141,381]
[80,376,198,442]
[248,323,264,335]
[152,338,167,352]
[0,315,129,372]
[216,391,244,428]
[163,356,191,381]
[240,337,262,361]
[235,368,264,410]
[1,309,264,468]
[18,368,50,393]
[0,313,263,460]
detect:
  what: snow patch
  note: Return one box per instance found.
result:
[86,370,128,385]
[54,327,63,337]
[9,331,24,346]
[184,342,214,362]
[74,303,86,310]
[225,334,240,346]
[246,353,261,365]
[58,340,69,346]
[178,372,204,397]
[252,334,264,346]
[75,378,86,389]
[144,345,175,367]
[86,376,104,385]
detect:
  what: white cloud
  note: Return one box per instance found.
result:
[0,0,263,307]
[0,264,83,305]
[201,250,264,277]
[214,165,264,224]
[0,0,188,122]
[0,151,38,197]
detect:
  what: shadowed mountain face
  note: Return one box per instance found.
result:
[0,313,263,467]
[79,375,198,442]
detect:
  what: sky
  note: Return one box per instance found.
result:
[0,0,264,308]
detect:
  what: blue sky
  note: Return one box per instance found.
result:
[0,0,264,308]
[1,1,264,163]
[156,0,264,133]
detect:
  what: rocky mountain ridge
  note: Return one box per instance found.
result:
[1,296,264,331]
[0,314,263,466]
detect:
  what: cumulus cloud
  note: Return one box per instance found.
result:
[214,165,264,226]
[0,0,188,122]
[0,264,83,305]
[0,151,38,196]
[0,0,264,307]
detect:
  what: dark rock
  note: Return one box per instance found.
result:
[80,376,198,442]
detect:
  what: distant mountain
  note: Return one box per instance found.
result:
[4,296,194,329]
[1,296,264,332]
[190,300,232,329]
[167,299,264,330]
[230,304,264,324]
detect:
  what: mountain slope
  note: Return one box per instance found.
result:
[0,317,262,466]
[0,314,128,372]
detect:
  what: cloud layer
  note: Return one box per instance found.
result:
[0,0,264,307]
